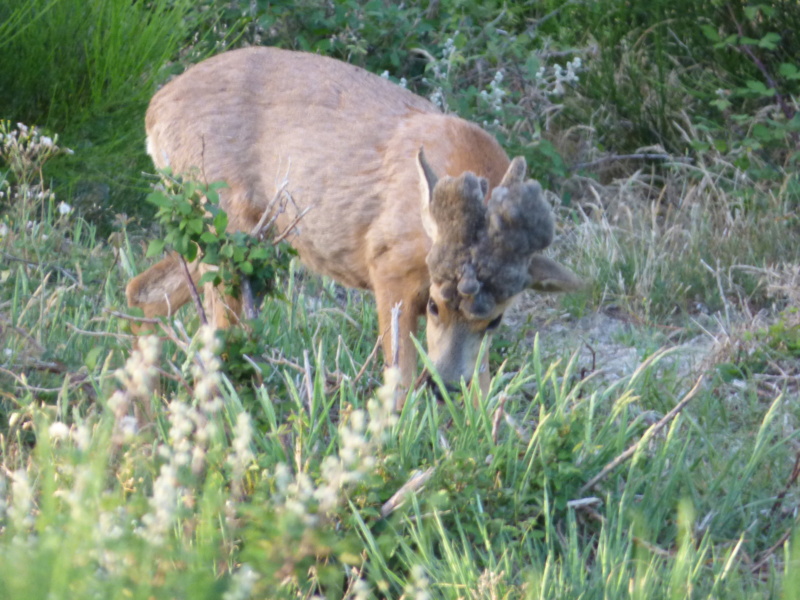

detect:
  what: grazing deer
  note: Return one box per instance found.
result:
[127,46,582,399]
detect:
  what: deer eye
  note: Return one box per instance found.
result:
[428,298,439,317]
[486,314,503,331]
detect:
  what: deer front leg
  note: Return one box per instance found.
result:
[372,279,427,410]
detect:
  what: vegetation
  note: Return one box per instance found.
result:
[1,0,799,598]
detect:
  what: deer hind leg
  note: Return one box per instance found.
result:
[127,253,242,330]
[126,252,199,330]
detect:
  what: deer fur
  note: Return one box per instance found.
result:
[127,46,582,400]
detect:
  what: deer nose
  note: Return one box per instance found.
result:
[423,373,461,400]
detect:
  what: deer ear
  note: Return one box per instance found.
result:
[528,255,585,292]
[417,147,439,241]
[499,156,527,187]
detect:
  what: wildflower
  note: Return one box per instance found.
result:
[9,469,34,529]
[223,564,259,600]
[352,578,371,600]
[48,421,70,442]
[139,463,179,546]
[405,565,431,600]
[480,70,506,114]
[40,136,53,147]
[57,201,72,215]
[71,424,91,452]
[227,412,255,485]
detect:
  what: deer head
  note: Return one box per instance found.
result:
[417,149,582,389]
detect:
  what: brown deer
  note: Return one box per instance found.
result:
[126,46,582,399]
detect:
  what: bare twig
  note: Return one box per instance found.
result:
[574,153,692,171]
[241,277,258,321]
[579,374,705,494]
[491,393,508,444]
[352,334,384,387]
[751,524,795,574]
[104,308,161,325]
[303,349,314,409]
[768,449,800,518]
[391,302,402,369]
[179,255,207,325]
[272,206,313,245]
[66,322,134,339]
[1,250,81,287]
[381,467,436,517]
[250,179,290,238]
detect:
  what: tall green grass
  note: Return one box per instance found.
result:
[0,0,220,221]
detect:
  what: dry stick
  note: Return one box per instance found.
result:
[751,524,795,574]
[574,153,693,171]
[352,334,384,387]
[1,250,81,287]
[769,449,800,518]
[390,301,402,369]
[179,255,207,325]
[250,180,289,238]
[241,180,292,319]
[272,206,313,245]
[105,308,161,326]
[66,322,135,339]
[381,467,436,518]
[241,277,258,321]
[491,393,509,444]
[578,374,705,495]
[303,349,314,410]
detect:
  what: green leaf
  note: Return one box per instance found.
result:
[184,240,198,262]
[199,272,221,287]
[745,80,773,96]
[146,192,173,208]
[240,261,253,275]
[214,211,228,234]
[85,346,104,371]
[146,239,165,257]
[758,32,781,50]
[700,24,719,42]
[249,247,269,260]
[752,123,776,142]
[779,63,800,79]
[187,218,204,235]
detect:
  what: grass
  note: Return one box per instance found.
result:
[3,0,800,598]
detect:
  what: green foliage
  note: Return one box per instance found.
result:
[146,171,295,302]
[5,2,800,598]
[0,0,220,224]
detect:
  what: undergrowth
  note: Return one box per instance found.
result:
[2,1,800,598]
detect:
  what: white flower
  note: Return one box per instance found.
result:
[40,136,53,147]
[48,421,70,441]
[0,223,7,237]
[57,201,73,215]
[223,564,259,600]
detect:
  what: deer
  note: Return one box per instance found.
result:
[126,46,583,403]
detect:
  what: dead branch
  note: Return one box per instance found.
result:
[179,255,207,325]
[491,392,508,444]
[381,467,436,517]
[579,374,705,495]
